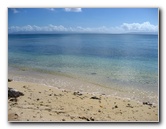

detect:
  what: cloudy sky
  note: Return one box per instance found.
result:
[8,8,158,34]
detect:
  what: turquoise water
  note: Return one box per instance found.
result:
[8,34,158,103]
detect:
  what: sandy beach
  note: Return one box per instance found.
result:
[8,81,158,122]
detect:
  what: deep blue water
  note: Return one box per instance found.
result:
[8,34,158,102]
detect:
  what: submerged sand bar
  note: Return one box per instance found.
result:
[8,81,158,122]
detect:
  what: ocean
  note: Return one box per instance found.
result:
[8,34,159,104]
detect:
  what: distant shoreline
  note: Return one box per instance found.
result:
[8,32,158,35]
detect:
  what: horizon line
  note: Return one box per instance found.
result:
[8,31,158,34]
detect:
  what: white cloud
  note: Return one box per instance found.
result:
[11,8,19,14]
[120,22,158,32]
[46,8,55,11]
[8,25,110,33]
[64,8,82,12]
[8,25,68,32]
[8,22,158,33]
[75,26,110,33]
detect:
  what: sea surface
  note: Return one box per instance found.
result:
[8,34,159,104]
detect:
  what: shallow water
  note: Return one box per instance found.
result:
[8,34,159,104]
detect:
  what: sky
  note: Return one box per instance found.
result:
[8,8,158,34]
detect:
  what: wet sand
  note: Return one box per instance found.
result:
[8,81,158,122]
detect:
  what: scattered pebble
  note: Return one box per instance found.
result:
[143,101,153,106]
[90,96,100,100]
[126,103,133,108]
[73,91,83,96]
[8,79,13,82]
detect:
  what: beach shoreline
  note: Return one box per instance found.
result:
[8,80,158,122]
[8,66,158,106]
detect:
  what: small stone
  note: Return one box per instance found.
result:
[8,88,24,98]
[143,102,148,105]
[73,91,82,96]
[8,79,13,82]
[90,117,95,121]
[143,101,153,106]
[79,116,90,121]
[126,103,133,108]
[90,96,100,100]
[9,98,17,102]
[14,113,18,116]
[115,105,118,108]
